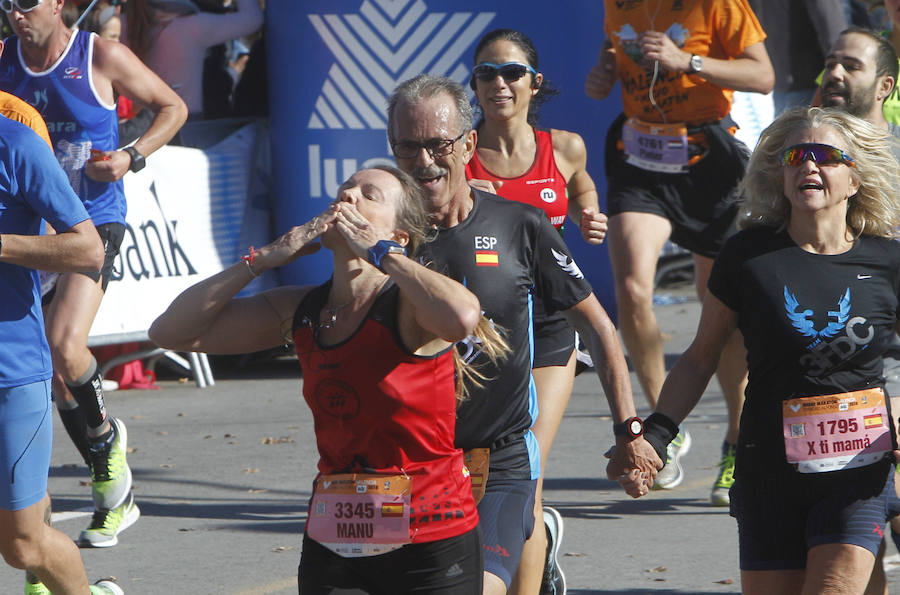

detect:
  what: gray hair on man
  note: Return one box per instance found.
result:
[387,74,473,141]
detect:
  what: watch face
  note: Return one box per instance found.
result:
[690,55,702,72]
[629,419,642,435]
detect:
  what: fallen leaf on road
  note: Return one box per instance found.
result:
[714,579,734,585]
[249,488,268,494]
[647,566,667,573]
[261,436,294,444]
[244,468,259,474]
[272,546,295,553]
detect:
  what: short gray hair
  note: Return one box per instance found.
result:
[387,74,473,141]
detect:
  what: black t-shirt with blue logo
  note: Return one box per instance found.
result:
[419,190,592,462]
[709,226,900,473]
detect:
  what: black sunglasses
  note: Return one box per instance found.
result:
[472,61,537,83]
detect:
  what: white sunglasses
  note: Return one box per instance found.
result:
[0,0,42,13]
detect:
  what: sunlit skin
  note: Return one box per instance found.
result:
[781,126,859,238]
[320,169,407,252]
[821,33,892,123]
[390,96,476,227]
[99,14,121,42]
[472,40,541,124]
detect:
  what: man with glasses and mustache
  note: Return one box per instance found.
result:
[387,74,660,595]
[0,0,187,564]
[584,0,774,505]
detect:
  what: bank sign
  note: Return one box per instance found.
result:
[269,0,616,312]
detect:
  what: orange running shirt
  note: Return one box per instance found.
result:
[604,0,765,125]
[0,90,51,148]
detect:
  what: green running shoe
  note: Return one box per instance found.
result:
[24,579,50,595]
[88,417,133,510]
[710,441,736,506]
[653,426,691,490]
[79,492,140,548]
[90,577,124,595]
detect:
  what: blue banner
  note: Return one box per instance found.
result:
[268,0,622,317]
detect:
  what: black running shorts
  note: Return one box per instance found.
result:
[604,114,749,258]
[299,525,483,594]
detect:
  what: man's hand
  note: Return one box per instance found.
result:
[585,45,618,100]
[639,31,690,73]
[605,437,663,498]
[84,149,132,182]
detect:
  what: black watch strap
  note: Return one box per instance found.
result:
[124,146,146,172]
[613,416,644,439]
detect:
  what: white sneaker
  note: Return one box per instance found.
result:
[90,577,124,595]
[653,426,691,490]
[540,506,566,595]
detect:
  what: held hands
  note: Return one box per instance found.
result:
[605,438,663,498]
[580,209,608,245]
[585,45,618,100]
[84,150,132,182]
[638,31,689,73]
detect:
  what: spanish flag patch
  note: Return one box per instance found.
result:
[381,503,404,517]
[475,250,498,267]
[864,414,884,428]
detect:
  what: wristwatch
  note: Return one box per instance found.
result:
[687,53,703,74]
[367,240,407,272]
[123,146,146,173]
[613,416,644,440]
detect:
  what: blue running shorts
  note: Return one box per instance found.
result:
[732,460,896,570]
[478,477,537,587]
[0,379,52,511]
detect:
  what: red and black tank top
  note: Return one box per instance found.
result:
[292,280,479,543]
[466,128,569,229]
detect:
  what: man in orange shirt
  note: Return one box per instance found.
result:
[585,0,774,504]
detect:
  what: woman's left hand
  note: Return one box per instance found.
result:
[580,208,608,245]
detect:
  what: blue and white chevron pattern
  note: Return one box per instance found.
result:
[308,0,495,130]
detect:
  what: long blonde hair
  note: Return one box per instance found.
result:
[739,107,900,238]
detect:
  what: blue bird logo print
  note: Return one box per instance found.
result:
[783,286,851,341]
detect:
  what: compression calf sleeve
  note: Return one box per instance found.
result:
[56,402,91,465]
[65,357,107,430]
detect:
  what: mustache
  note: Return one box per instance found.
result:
[411,164,448,179]
[822,81,847,95]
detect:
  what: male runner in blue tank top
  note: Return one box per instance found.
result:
[0,0,187,557]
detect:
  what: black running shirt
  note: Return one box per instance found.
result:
[709,227,900,469]
[419,190,593,452]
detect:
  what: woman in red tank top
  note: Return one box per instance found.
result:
[149,166,505,593]
[466,28,607,595]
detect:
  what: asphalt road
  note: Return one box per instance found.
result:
[3,284,900,594]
